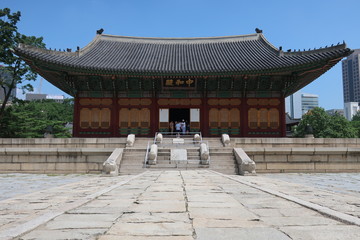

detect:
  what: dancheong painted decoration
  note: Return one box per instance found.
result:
[15,30,352,137]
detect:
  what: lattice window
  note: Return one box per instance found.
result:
[269,108,279,129]
[248,108,258,129]
[80,108,111,129]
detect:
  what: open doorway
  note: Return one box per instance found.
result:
[169,108,190,123]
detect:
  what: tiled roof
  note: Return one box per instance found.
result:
[15,33,352,75]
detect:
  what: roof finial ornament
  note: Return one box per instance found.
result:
[97,28,104,35]
[255,28,263,33]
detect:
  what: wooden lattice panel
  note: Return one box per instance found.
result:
[140,99,152,105]
[247,99,258,106]
[269,99,280,106]
[180,99,191,105]
[80,108,91,128]
[190,99,202,105]
[219,99,230,106]
[259,108,268,129]
[248,108,258,129]
[269,108,279,129]
[209,108,219,127]
[208,99,218,105]
[230,99,241,105]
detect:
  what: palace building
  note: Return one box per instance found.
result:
[15,31,352,137]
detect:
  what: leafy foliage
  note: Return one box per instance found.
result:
[0,8,45,119]
[0,99,73,138]
[293,107,356,138]
[350,111,360,137]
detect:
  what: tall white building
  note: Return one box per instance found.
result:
[344,102,359,120]
[342,49,360,103]
[286,92,319,119]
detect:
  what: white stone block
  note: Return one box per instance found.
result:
[222,134,230,147]
[234,148,256,175]
[126,134,135,147]
[148,144,158,165]
[155,133,163,143]
[194,134,201,142]
[200,143,209,165]
[102,148,123,177]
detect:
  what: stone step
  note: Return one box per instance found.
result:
[210,157,236,161]
[122,157,146,161]
[210,152,233,156]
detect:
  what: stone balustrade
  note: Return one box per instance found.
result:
[0,148,114,174]
[126,134,136,147]
[102,148,124,176]
[221,134,230,147]
[200,143,209,165]
[148,144,158,165]
[244,147,360,173]
[233,148,256,175]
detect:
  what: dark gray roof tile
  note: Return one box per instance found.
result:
[15,33,352,75]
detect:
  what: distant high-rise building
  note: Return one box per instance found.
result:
[342,49,360,103]
[301,93,319,115]
[344,102,359,120]
[326,109,345,117]
[25,93,65,103]
[286,92,319,119]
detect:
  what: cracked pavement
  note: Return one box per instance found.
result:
[0,171,359,239]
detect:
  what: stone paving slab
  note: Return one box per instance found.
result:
[279,225,360,240]
[195,227,292,240]
[0,170,359,239]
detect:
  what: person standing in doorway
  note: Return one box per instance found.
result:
[181,119,186,134]
[175,121,181,133]
[169,121,174,134]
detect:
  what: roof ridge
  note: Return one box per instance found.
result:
[16,43,78,56]
[98,33,261,44]
[283,42,349,56]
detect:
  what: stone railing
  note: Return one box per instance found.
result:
[0,138,127,148]
[244,147,360,173]
[233,138,360,148]
[102,148,124,176]
[233,148,256,175]
[0,148,114,174]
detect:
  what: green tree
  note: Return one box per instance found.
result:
[0,99,73,138]
[293,107,356,138]
[0,8,45,119]
[350,111,360,137]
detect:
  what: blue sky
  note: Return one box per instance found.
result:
[3,0,360,110]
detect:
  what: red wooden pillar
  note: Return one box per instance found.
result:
[150,96,158,137]
[240,98,247,137]
[279,97,286,137]
[201,96,209,137]
[72,95,81,137]
[112,96,119,137]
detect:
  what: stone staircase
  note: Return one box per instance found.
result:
[209,147,238,175]
[118,148,146,175]
[145,147,207,171]
[118,137,238,175]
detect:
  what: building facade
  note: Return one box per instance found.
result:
[343,49,360,103]
[301,93,319,116]
[15,32,352,137]
[25,93,65,102]
[286,92,319,119]
[344,102,359,120]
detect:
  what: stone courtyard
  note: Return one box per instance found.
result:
[0,171,360,240]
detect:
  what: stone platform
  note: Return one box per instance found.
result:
[0,171,360,239]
